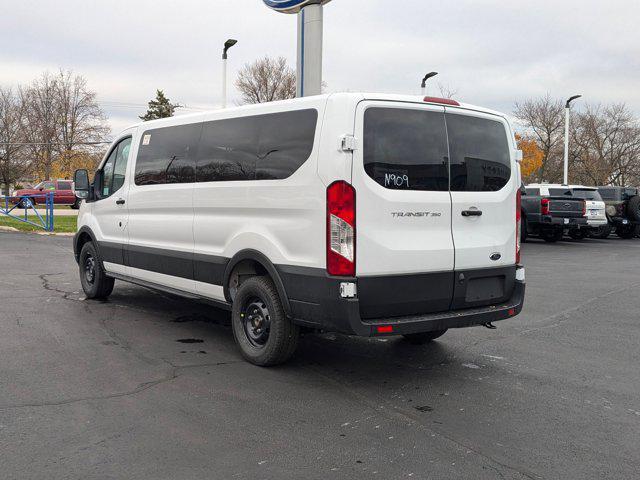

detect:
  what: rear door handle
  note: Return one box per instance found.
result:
[116,198,125,205]
[462,209,482,217]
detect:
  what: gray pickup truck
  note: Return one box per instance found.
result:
[521,186,587,242]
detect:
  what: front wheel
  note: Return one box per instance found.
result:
[541,228,563,243]
[568,229,588,240]
[616,224,639,239]
[403,329,447,345]
[79,242,115,299]
[590,224,612,239]
[232,276,299,366]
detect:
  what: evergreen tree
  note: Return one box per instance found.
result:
[139,90,181,121]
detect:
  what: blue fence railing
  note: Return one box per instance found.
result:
[0,193,55,232]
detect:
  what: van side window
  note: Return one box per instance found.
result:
[447,114,511,192]
[112,137,132,192]
[196,109,317,182]
[100,148,117,198]
[135,124,201,185]
[363,107,449,191]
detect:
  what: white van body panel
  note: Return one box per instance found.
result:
[352,101,454,276]
[447,108,519,269]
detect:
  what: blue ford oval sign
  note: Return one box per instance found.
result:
[263,0,333,14]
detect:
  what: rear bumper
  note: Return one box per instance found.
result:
[535,214,587,228]
[278,265,525,337]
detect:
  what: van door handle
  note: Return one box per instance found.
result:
[462,209,482,217]
[116,198,125,205]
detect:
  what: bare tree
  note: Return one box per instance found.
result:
[437,82,458,99]
[514,95,565,182]
[571,103,640,186]
[21,70,109,180]
[0,87,28,195]
[21,72,58,181]
[236,56,296,104]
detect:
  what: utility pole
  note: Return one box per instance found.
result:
[222,39,238,108]
[563,95,582,185]
[421,72,438,96]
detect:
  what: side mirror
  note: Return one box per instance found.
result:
[74,169,90,199]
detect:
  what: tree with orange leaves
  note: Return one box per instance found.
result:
[516,134,544,182]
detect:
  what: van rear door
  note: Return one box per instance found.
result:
[446,108,517,309]
[352,102,454,319]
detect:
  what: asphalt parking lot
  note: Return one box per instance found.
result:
[1,232,639,480]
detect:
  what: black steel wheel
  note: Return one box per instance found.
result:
[403,330,448,345]
[79,242,114,299]
[231,276,299,366]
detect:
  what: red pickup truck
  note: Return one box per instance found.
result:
[14,180,79,208]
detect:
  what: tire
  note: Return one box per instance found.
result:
[568,229,588,240]
[541,228,563,243]
[627,196,640,222]
[79,242,115,299]
[231,276,299,366]
[403,330,447,345]
[589,224,613,239]
[520,215,528,243]
[18,197,35,209]
[616,224,639,239]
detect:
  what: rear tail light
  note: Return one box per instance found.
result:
[541,198,550,215]
[617,203,625,215]
[327,181,356,276]
[582,201,587,216]
[516,190,522,264]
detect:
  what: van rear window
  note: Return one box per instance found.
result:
[363,107,449,191]
[446,114,511,192]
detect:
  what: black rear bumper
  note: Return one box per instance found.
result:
[277,265,525,337]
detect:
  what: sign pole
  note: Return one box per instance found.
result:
[297,4,323,97]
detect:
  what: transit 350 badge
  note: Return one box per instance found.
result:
[262,0,333,14]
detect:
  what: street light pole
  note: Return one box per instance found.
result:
[222,39,238,108]
[421,72,438,96]
[563,94,582,185]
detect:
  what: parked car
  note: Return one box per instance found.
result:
[595,186,640,239]
[521,185,587,242]
[527,184,607,240]
[13,179,79,208]
[72,93,525,366]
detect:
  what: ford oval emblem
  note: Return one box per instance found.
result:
[263,0,333,14]
[490,252,502,261]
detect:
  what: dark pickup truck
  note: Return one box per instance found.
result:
[521,186,587,242]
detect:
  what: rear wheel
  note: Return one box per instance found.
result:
[590,224,613,239]
[79,242,114,299]
[541,228,563,243]
[616,224,639,239]
[403,330,447,345]
[231,276,299,366]
[626,196,640,222]
[520,215,528,243]
[568,229,588,240]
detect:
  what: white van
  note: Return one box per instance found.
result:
[72,93,526,366]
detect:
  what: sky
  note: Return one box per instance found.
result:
[1,0,639,136]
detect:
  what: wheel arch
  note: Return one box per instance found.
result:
[74,226,98,264]
[223,250,292,317]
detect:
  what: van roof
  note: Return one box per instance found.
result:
[122,92,509,132]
